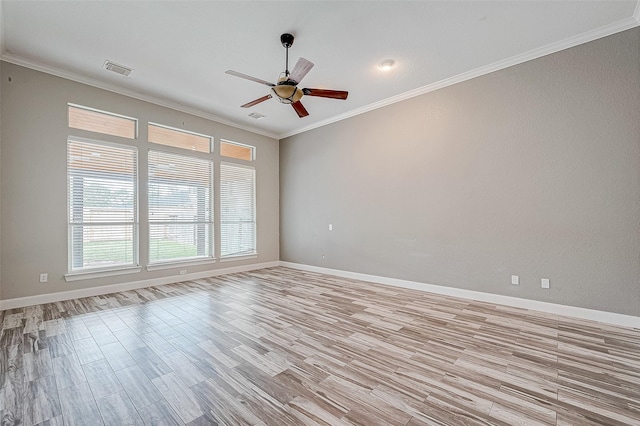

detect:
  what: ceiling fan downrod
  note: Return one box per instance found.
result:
[280,33,294,77]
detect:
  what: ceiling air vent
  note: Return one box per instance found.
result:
[248,112,265,120]
[103,60,132,76]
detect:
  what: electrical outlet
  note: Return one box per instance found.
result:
[511,275,519,285]
[541,278,550,289]
[179,269,187,275]
[39,273,48,283]
[328,224,333,231]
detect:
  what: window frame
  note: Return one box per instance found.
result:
[147,148,215,266]
[64,102,262,275]
[65,136,141,280]
[219,161,257,260]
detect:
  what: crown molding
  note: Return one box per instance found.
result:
[0,53,280,140]
[278,15,640,139]
[2,12,638,142]
[0,1,5,56]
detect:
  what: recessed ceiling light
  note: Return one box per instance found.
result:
[248,112,265,120]
[377,59,396,71]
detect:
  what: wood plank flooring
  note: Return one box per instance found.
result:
[1,267,639,425]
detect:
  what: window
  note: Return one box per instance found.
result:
[68,104,137,139]
[68,138,138,272]
[148,123,212,153]
[220,140,254,161]
[148,150,214,263]
[220,162,256,257]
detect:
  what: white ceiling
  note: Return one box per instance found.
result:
[1,1,639,139]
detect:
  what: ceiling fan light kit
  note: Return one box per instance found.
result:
[225,33,348,118]
[272,80,303,104]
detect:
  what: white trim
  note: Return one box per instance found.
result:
[3,17,638,141]
[4,260,639,327]
[68,134,138,152]
[69,102,138,124]
[279,262,640,329]
[0,53,279,140]
[219,160,256,171]
[146,258,216,271]
[219,253,258,263]
[278,16,640,139]
[1,261,279,310]
[64,266,142,282]
[0,1,5,56]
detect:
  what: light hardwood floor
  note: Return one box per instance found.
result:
[1,267,639,425]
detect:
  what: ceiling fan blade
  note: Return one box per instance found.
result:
[291,101,309,118]
[241,94,272,108]
[289,58,314,84]
[225,70,275,87]
[302,88,349,100]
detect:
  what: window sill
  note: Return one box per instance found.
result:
[65,266,142,282]
[146,258,217,272]
[219,253,258,263]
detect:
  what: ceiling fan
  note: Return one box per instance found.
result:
[225,33,349,118]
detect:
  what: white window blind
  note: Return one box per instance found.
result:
[68,138,138,271]
[148,150,213,263]
[220,162,256,257]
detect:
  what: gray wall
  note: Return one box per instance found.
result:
[280,28,640,316]
[1,62,279,301]
[0,58,2,301]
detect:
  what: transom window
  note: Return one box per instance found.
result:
[148,122,212,153]
[220,140,255,161]
[68,104,137,139]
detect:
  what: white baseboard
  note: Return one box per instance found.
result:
[3,260,638,329]
[0,261,280,311]
[279,262,640,329]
